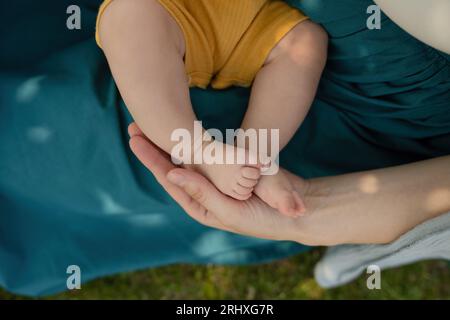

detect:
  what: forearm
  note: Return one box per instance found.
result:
[297,156,450,245]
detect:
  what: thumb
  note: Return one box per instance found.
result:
[167,168,240,220]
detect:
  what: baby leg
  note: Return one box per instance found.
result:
[241,21,328,216]
[98,0,260,200]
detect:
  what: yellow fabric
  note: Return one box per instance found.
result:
[96,0,308,89]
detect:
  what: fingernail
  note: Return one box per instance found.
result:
[167,172,186,186]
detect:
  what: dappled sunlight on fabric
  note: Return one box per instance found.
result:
[357,45,370,57]
[96,189,130,214]
[127,213,168,228]
[16,75,46,103]
[298,0,321,11]
[192,231,238,257]
[27,126,52,143]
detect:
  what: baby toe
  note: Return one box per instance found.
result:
[231,190,252,201]
[276,191,299,217]
[238,176,258,188]
[241,166,261,180]
[233,183,253,196]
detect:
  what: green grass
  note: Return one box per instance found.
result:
[1,249,449,299]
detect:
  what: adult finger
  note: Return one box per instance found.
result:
[167,168,243,229]
[128,122,144,137]
[129,135,233,231]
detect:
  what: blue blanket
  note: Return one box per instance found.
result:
[1,0,449,296]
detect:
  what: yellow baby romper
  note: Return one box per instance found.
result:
[96,0,309,89]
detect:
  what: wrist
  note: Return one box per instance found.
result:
[290,177,354,246]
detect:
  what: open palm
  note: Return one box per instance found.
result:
[128,123,310,242]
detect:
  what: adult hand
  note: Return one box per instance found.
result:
[129,122,450,246]
[128,122,313,244]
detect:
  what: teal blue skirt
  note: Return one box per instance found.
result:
[0,0,449,296]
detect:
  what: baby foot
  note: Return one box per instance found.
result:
[185,140,262,200]
[254,169,306,217]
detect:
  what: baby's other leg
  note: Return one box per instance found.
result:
[241,21,328,216]
[99,0,260,200]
